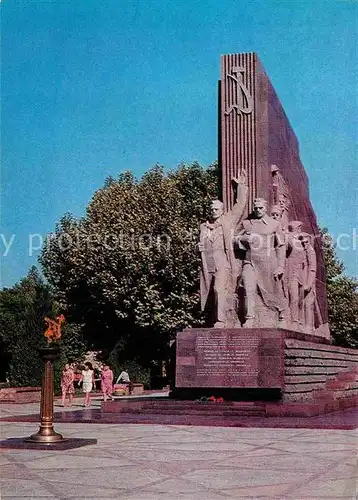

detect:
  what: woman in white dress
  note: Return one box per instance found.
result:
[80,362,95,407]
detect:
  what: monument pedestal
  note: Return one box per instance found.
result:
[173,328,358,407]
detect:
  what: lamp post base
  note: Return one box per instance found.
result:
[25,426,66,443]
[25,346,66,444]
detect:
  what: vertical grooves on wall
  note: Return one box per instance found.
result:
[217,78,222,200]
[220,52,257,209]
[220,56,225,206]
[233,53,239,189]
[225,54,231,206]
[250,52,256,209]
[228,53,233,208]
[243,53,248,206]
[248,52,252,208]
[239,53,244,205]
[225,54,229,208]
[252,53,257,207]
[220,52,256,211]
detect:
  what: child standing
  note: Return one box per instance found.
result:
[80,362,95,407]
[101,364,114,401]
[61,363,75,407]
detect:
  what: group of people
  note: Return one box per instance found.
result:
[61,363,130,407]
[198,167,320,332]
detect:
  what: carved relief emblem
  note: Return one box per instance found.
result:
[225,66,253,115]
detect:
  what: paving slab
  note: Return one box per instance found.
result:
[0,402,356,499]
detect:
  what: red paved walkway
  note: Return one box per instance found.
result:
[1,407,357,429]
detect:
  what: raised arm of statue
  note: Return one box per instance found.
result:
[230,169,248,221]
[273,227,286,280]
[305,244,317,292]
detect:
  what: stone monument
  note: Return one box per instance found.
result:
[198,172,247,328]
[173,53,358,408]
[236,197,286,328]
[285,221,305,329]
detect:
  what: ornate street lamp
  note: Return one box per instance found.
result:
[26,315,66,443]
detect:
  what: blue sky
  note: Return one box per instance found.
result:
[1,0,357,287]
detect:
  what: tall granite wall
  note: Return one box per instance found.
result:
[219,52,328,325]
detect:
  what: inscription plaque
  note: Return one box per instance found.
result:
[176,328,284,389]
[195,332,259,378]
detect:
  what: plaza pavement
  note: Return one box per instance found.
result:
[0,399,357,499]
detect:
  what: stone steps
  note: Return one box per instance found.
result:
[336,371,358,382]
[283,338,358,404]
[326,379,357,390]
[313,386,358,401]
[102,400,266,417]
[0,387,41,404]
[109,400,260,409]
[332,388,358,400]
[101,395,358,418]
[114,407,265,417]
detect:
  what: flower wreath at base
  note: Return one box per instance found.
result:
[196,396,224,403]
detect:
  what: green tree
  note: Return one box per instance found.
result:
[321,228,358,348]
[0,267,55,385]
[0,267,86,386]
[40,162,220,369]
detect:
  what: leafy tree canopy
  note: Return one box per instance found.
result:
[40,163,220,365]
[0,267,86,385]
[321,228,358,348]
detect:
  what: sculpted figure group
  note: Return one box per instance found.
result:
[198,166,320,333]
[197,172,248,328]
